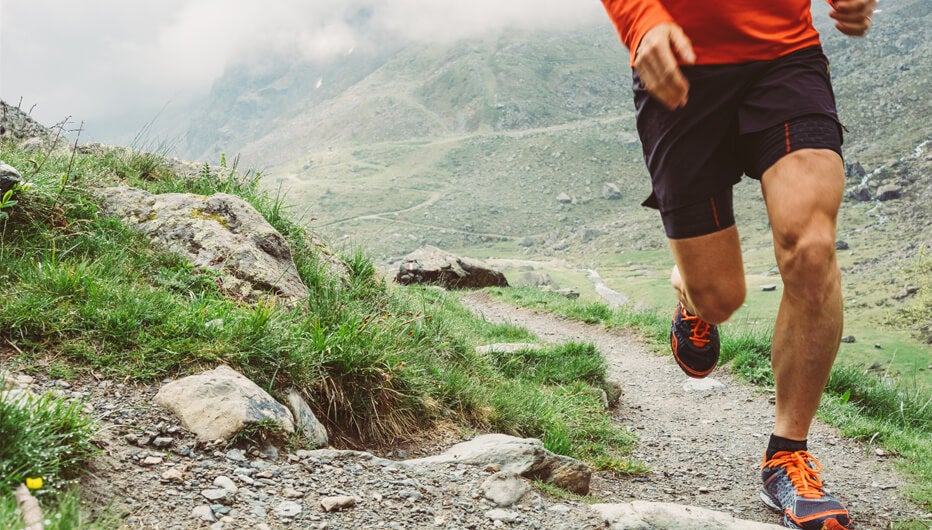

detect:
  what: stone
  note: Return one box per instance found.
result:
[481,472,530,507]
[592,501,785,529]
[404,434,592,494]
[19,137,45,152]
[275,500,303,518]
[142,456,163,465]
[287,388,329,448]
[152,437,173,448]
[847,186,872,202]
[841,336,856,344]
[213,476,238,493]
[161,468,185,482]
[154,365,295,442]
[486,508,520,523]
[0,161,23,196]
[556,192,573,204]
[761,284,777,292]
[320,495,356,512]
[201,489,231,503]
[96,186,309,305]
[894,285,919,300]
[835,240,850,250]
[876,184,901,201]
[394,246,508,289]
[682,377,725,393]
[282,488,304,499]
[602,182,622,200]
[192,505,216,522]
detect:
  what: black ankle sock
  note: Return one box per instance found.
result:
[766,434,807,461]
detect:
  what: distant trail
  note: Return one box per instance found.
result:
[318,191,444,228]
[460,292,924,529]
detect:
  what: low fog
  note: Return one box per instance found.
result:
[0,1,606,140]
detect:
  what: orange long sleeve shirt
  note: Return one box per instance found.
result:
[602,0,823,65]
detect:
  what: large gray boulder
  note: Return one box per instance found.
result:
[97,186,308,305]
[154,365,295,442]
[404,434,592,494]
[394,246,508,289]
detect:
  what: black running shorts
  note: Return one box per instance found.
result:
[632,46,844,239]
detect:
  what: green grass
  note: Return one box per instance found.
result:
[0,380,105,529]
[0,137,639,522]
[489,286,932,510]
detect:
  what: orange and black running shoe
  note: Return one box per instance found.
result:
[670,301,720,378]
[761,450,852,530]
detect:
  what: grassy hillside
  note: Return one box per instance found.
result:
[177,3,932,388]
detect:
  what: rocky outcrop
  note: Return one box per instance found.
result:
[0,100,54,143]
[394,246,508,289]
[97,186,308,305]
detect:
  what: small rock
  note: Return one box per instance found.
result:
[225,449,246,462]
[683,377,725,393]
[192,505,216,522]
[152,437,173,448]
[482,472,530,507]
[214,476,238,493]
[840,336,856,344]
[486,508,519,523]
[202,489,231,503]
[161,468,185,482]
[320,496,356,512]
[835,240,850,250]
[275,500,303,518]
[282,488,304,499]
[484,463,502,473]
[761,285,777,292]
[142,456,163,466]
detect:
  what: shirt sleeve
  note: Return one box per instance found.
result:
[601,0,675,66]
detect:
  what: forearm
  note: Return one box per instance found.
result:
[601,0,675,64]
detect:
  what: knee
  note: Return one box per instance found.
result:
[775,230,839,300]
[688,279,746,325]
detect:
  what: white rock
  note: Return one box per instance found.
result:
[154,365,295,442]
[592,501,785,529]
[213,476,238,493]
[481,472,530,507]
[275,500,303,518]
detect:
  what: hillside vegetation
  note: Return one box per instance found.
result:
[178,1,932,386]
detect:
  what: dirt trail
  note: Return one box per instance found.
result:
[461,292,928,529]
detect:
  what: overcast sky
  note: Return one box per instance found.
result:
[1,1,606,140]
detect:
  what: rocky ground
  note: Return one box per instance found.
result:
[3,294,930,529]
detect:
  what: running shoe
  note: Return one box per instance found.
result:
[670,301,720,378]
[761,450,852,530]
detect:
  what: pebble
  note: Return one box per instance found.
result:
[282,487,305,498]
[192,505,215,522]
[486,508,519,523]
[320,495,356,512]
[161,468,185,482]
[201,489,231,503]
[275,500,303,518]
[142,456,163,465]
[214,475,238,493]
[152,437,174,448]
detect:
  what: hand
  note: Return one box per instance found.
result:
[830,0,877,37]
[633,23,696,110]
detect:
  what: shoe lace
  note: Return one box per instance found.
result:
[679,305,712,347]
[762,450,825,499]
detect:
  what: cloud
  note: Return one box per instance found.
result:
[0,1,606,137]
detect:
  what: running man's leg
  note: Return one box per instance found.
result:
[668,225,746,325]
[761,148,845,441]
